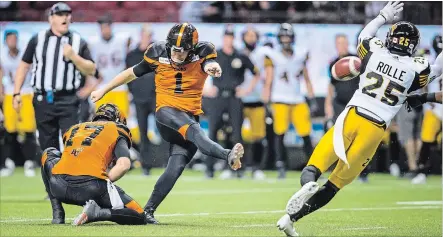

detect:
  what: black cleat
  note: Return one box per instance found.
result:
[144,208,159,224]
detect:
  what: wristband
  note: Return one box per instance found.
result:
[426,92,437,103]
[13,93,20,97]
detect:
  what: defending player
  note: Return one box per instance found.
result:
[91,23,244,224]
[41,103,148,225]
[276,2,443,236]
[262,23,317,179]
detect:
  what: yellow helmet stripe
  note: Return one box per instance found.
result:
[176,23,188,47]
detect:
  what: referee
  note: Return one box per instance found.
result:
[13,2,96,151]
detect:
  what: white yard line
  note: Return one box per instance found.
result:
[0,205,440,223]
[341,226,388,231]
[230,224,275,228]
[396,201,442,205]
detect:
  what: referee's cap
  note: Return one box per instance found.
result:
[49,2,72,16]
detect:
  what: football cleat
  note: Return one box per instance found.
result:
[411,173,427,184]
[72,200,101,226]
[228,143,244,171]
[144,208,159,224]
[277,214,298,237]
[286,181,319,215]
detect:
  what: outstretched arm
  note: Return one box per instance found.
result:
[358,1,404,43]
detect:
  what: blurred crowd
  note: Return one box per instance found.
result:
[0,1,441,24]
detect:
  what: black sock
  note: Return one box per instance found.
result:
[290,181,339,222]
[186,124,230,160]
[275,134,285,165]
[417,142,434,174]
[144,154,187,211]
[4,132,17,160]
[23,133,37,163]
[109,208,146,225]
[251,141,264,170]
[302,136,313,158]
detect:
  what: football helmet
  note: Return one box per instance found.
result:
[385,21,420,56]
[92,103,126,125]
[166,23,199,65]
[277,23,295,51]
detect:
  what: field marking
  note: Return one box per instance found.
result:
[0,205,440,223]
[396,201,442,205]
[231,224,275,228]
[341,226,388,231]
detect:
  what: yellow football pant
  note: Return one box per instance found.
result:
[95,91,130,117]
[307,108,385,189]
[272,103,311,136]
[421,110,442,143]
[3,94,36,133]
[242,106,266,142]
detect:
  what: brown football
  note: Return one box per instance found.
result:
[331,56,361,81]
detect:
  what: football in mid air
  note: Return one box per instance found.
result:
[331,56,361,81]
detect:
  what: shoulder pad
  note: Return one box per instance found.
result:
[116,123,132,148]
[195,41,217,60]
[358,37,384,59]
[144,41,167,65]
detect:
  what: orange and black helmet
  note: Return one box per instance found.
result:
[92,103,126,125]
[166,23,198,51]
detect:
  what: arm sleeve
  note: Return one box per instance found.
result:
[79,41,93,61]
[244,56,258,75]
[358,15,386,43]
[22,35,38,64]
[429,52,443,83]
[113,138,131,159]
[133,60,155,77]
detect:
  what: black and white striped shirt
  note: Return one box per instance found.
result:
[22,29,93,92]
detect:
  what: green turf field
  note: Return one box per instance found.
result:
[0,168,441,236]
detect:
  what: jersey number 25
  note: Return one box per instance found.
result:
[362,72,406,106]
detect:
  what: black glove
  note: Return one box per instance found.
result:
[308,98,319,116]
[405,93,427,112]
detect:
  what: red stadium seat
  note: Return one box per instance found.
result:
[18,1,31,9]
[89,1,119,10]
[107,9,129,22]
[122,1,146,10]
[19,10,42,21]
[33,1,56,10]
[67,1,90,10]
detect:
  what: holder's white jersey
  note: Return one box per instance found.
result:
[269,48,308,104]
[90,35,129,91]
[347,37,431,125]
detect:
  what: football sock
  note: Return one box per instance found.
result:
[300,165,322,186]
[275,134,285,163]
[252,141,264,170]
[417,142,434,174]
[302,136,313,158]
[186,123,230,160]
[290,181,339,222]
[144,154,187,211]
[23,132,38,163]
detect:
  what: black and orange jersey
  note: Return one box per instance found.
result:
[52,121,132,180]
[143,41,217,115]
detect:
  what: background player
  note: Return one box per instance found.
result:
[91,23,244,224]
[0,29,38,177]
[262,23,317,179]
[90,14,131,117]
[41,103,148,225]
[276,2,443,236]
[410,35,442,184]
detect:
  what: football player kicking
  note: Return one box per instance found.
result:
[91,23,244,224]
[41,103,148,225]
[276,2,443,236]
